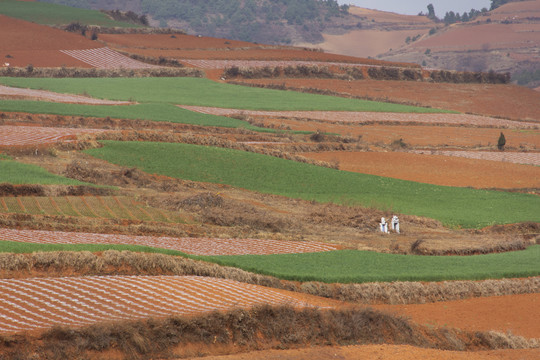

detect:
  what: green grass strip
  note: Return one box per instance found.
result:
[0,0,138,27]
[0,160,92,186]
[0,77,452,113]
[0,100,263,129]
[0,240,191,257]
[1,240,537,283]
[85,141,540,228]
[201,246,540,283]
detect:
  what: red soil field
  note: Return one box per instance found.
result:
[301,151,540,189]
[60,47,160,69]
[412,23,540,52]
[237,78,540,121]
[0,275,338,334]
[0,125,106,146]
[0,228,341,256]
[0,15,97,68]
[180,105,538,129]
[374,293,540,338]
[99,33,266,50]
[189,346,539,360]
[0,15,98,51]
[485,0,540,22]
[258,119,540,149]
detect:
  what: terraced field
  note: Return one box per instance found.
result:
[0,125,105,146]
[0,275,330,334]
[411,150,540,166]
[60,48,161,69]
[0,196,184,223]
[0,228,341,256]
[180,105,537,129]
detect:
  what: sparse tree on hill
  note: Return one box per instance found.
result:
[427,3,436,20]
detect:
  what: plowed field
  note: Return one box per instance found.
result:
[374,293,540,338]
[0,228,341,255]
[411,150,540,166]
[257,120,540,148]
[236,79,540,121]
[60,47,160,69]
[0,125,105,146]
[0,275,335,334]
[301,151,540,189]
[179,105,538,128]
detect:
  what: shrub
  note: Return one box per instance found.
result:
[498,132,506,151]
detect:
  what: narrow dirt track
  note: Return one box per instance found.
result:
[0,85,133,105]
[411,150,540,166]
[0,275,337,334]
[0,228,341,256]
[179,105,538,129]
[185,345,540,360]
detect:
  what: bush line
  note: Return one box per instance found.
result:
[0,67,203,78]
[1,304,536,359]
[223,65,510,84]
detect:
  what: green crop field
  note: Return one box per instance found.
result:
[85,141,540,228]
[0,0,138,27]
[0,100,261,129]
[1,239,537,283]
[0,240,190,257]
[0,77,451,113]
[0,160,90,186]
[202,246,540,283]
[0,195,188,223]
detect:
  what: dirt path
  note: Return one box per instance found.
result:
[302,151,540,189]
[187,346,539,360]
[0,85,133,105]
[411,150,540,166]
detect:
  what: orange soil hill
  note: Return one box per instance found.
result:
[0,15,98,67]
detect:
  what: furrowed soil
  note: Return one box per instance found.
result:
[301,151,540,189]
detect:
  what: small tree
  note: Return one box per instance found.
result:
[497,132,506,151]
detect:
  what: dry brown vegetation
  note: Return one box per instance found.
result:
[0,66,203,78]
[0,304,537,360]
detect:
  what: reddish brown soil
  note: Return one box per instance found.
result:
[374,293,540,338]
[0,125,105,146]
[237,78,540,121]
[99,33,266,50]
[413,23,540,52]
[187,346,539,360]
[0,15,98,68]
[301,151,540,189]
[261,119,540,148]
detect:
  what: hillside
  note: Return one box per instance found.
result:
[377,0,540,86]
[38,0,352,44]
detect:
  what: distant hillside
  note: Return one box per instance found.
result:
[376,0,540,87]
[37,0,354,44]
